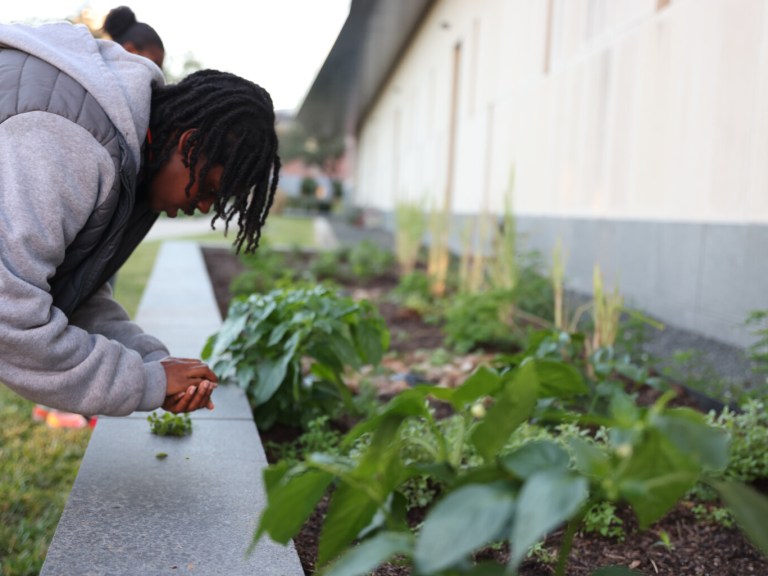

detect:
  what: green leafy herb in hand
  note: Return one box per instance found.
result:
[148,412,192,437]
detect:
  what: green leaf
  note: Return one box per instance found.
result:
[306,339,345,373]
[509,470,589,570]
[262,461,290,493]
[355,415,407,494]
[408,462,458,486]
[568,437,611,478]
[308,453,357,479]
[342,388,431,448]
[327,331,363,369]
[253,352,294,405]
[590,567,644,576]
[200,333,215,360]
[414,482,517,574]
[471,361,539,462]
[712,481,768,556]
[323,531,413,576]
[500,440,570,479]
[353,321,385,365]
[254,468,333,545]
[454,464,509,489]
[250,332,301,404]
[609,390,641,428]
[617,430,699,528]
[653,408,729,471]
[267,320,291,347]
[236,364,256,391]
[210,313,248,359]
[318,483,380,567]
[533,358,589,398]
[451,365,502,409]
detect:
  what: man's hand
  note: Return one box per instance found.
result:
[161,358,218,413]
[162,379,215,413]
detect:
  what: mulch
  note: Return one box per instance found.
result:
[201,246,768,576]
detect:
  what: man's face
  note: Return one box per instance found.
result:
[147,129,222,218]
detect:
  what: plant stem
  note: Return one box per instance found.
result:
[554,505,589,576]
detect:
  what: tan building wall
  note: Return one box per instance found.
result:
[354,0,768,348]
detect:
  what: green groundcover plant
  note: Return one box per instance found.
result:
[202,285,389,430]
[147,412,192,437]
[253,355,768,576]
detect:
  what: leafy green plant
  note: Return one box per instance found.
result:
[443,289,522,353]
[746,310,768,377]
[581,502,625,541]
[147,412,192,437]
[691,503,735,528]
[390,270,441,319]
[653,529,675,551]
[265,416,342,467]
[253,358,767,576]
[706,399,768,483]
[309,249,346,280]
[442,248,555,354]
[202,285,390,430]
[514,252,556,320]
[229,243,295,297]
[348,240,396,281]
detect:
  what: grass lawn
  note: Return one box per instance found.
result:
[0,385,91,576]
[0,214,317,576]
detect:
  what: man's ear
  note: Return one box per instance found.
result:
[177,129,197,166]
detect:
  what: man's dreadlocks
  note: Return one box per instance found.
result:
[146,69,281,253]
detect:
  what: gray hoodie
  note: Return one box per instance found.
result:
[0,21,170,416]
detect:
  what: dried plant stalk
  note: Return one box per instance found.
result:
[490,191,517,292]
[394,199,426,275]
[592,265,623,349]
[427,202,450,297]
[458,218,474,294]
[552,239,566,330]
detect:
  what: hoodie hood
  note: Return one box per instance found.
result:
[0,21,165,168]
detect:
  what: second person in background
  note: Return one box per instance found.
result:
[103,5,165,68]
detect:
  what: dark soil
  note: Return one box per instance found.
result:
[201,246,768,576]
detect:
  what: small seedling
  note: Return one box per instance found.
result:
[148,412,192,437]
[653,529,675,551]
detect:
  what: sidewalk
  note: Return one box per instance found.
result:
[144,215,222,241]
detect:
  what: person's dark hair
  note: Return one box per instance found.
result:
[147,70,281,254]
[103,6,164,52]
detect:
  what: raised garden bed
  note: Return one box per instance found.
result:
[201,245,768,576]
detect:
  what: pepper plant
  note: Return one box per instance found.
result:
[253,356,768,575]
[202,285,389,430]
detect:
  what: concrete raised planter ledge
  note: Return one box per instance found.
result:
[41,241,303,576]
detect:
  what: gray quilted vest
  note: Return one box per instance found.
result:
[0,48,158,316]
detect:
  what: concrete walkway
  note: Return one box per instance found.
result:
[41,240,303,576]
[144,215,221,242]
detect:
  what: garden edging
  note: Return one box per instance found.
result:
[41,241,303,576]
